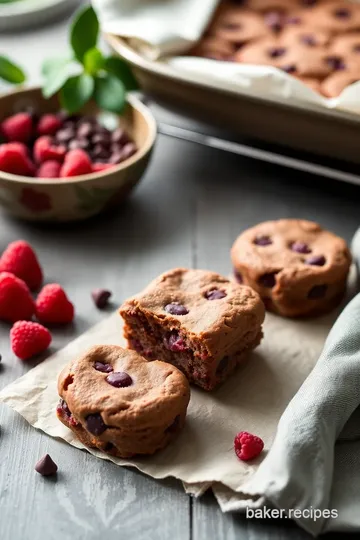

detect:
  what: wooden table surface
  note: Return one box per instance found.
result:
[0,12,359,540]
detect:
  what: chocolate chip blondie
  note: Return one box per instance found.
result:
[57,345,190,458]
[231,219,351,318]
[120,268,265,391]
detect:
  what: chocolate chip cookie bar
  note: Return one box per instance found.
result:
[57,345,190,458]
[231,219,351,318]
[120,268,265,391]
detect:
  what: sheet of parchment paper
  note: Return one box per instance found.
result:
[0,295,349,506]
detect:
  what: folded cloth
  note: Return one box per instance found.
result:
[214,228,360,537]
[92,0,219,57]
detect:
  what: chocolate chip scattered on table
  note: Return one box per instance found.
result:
[120,268,265,391]
[57,345,190,458]
[231,219,351,318]
[188,0,360,96]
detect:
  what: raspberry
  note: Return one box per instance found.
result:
[37,114,62,136]
[0,240,43,290]
[1,113,33,143]
[234,431,264,461]
[92,163,114,173]
[34,136,66,164]
[0,272,35,322]
[36,160,61,179]
[0,143,35,176]
[36,284,74,324]
[60,149,92,177]
[10,320,52,360]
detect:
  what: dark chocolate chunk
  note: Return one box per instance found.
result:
[86,413,107,435]
[35,454,58,476]
[305,255,326,266]
[205,289,227,300]
[92,289,112,309]
[94,362,113,373]
[254,235,272,246]
[259,272,277,288]
[308,284,328,299]
[165,303,189,315]
[291,241,311,254]
[106,372,133,388]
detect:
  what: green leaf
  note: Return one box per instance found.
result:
[70,6,99,63]
[41,58,76,98]
[94,74,126,114]
[104,56,139,91]
[84,47,104,76]
[0,55,26,84]
[59,73,94,114]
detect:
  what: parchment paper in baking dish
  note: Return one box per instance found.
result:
[0,269,355,509]
[92,0,360,115]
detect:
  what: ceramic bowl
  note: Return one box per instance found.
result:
[0,87,157,222]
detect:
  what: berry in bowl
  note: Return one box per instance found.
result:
[0,87,156,222]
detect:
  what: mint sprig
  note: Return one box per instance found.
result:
[41,5,138,114]
[0,55,26,85]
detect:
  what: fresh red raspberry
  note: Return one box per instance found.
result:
[10,320,52,360]
[36,283,74,324]
[34,136,66,164]
[0,240,43,290]
[0,143,35,176]
[0,272,35,322]
[92,163,114,173]
[234,431,264,461]
[36,160,61,178]
[1,113,33,143]
[37,114,62,136]
[60,149,92,177]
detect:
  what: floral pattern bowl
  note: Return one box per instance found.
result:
[0,87,156,222]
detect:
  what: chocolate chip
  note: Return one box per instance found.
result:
[129,338,144,353]
[165,303,189,315]
[55,128,75,144]
[35,454,58,476]
[121,143,137,161]
[264,11,283,32]
[94,362,113,373]
[291,241,312,254]
[164,332,188,352]
[281,64,297,73]
[216,355,230,374]
[92,289,112,309]
[77,123,93,139]
[68,138,89,151]
[106,372,133,388]
[165,415,180,433]
[305,255,326,266]
[334,8,351,18]
[111,128,129,145]
[109,151,124,165]
[104,442,116,452]
[308,284,327,299]
[300,34,316,46]
[353,44,360,52]
[205,289,227,300]
[86,413,107,435]
[268,47,286,58]
[254,235,272,246]
[92,144,110,160]
[234,270,243,283]
[326,56,346,70]
[259,272,277,288]
[92,133,111,146]
[302,0,316,5]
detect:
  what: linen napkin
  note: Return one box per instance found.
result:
[92,0,360,113]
